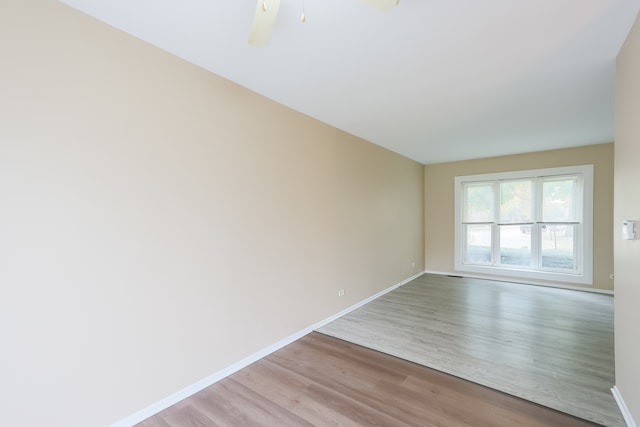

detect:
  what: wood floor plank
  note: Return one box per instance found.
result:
[136,415,172,427]
[163,405,220,427]
[192,379,313,427]
[318,273,622,426]
[233,359,358,425]
[267,343,447,426]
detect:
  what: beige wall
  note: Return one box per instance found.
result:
[0,2,424,426]
[424,143,614,291]
[614,10,640,424]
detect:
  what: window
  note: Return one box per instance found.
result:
[454,165,593,285]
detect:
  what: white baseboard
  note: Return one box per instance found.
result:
[311,271,425,330]
[612,386,637,427]
[424,270,614,295]
[110,271,424,427]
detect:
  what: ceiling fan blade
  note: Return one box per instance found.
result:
[248,0,281,47]
[361,0,399,12]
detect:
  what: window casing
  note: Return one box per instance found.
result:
[454,165,593,285]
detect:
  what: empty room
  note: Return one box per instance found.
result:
[1,1,640,427]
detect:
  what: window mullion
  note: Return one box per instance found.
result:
[492,181,500,266]
[532,177,541,269]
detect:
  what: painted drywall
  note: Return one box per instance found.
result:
[424,143,614,291]
[614,10,640,424]
[0,2,424,426]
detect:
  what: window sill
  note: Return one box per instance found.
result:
[455,263,593,285]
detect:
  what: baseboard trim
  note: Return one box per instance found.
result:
[612,386,637,427]
[110,271,424,427]
[424,270,614,295]
[311,271,425,331]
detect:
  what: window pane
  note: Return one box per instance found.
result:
[465,224,492,264]
[541,224,576,270]
[499,224,531,267]
[500,180,532,223]
[542,177,576,222]
[465,183,494,222]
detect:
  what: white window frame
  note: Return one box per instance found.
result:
[454,165,593,285]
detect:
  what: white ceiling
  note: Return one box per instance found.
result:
[60,0,639,164]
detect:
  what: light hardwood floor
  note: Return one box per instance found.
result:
[137,332,599,427]
[318,273,623,426]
